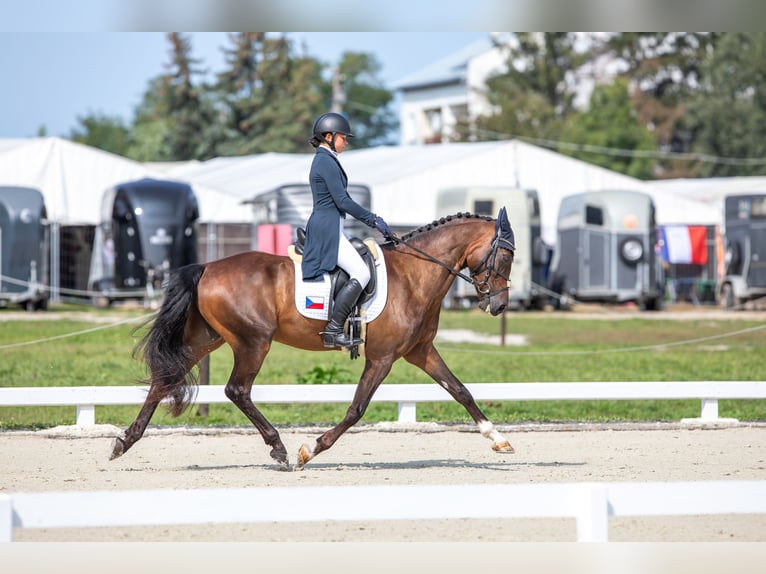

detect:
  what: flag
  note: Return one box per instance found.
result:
[660,226,708,265]
[306,296,325,310]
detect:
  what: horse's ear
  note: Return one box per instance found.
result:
[496,207,516,250]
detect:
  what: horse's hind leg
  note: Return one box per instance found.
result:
[405,342,514,454]
[109,384,168,460]
[225,343,289,470]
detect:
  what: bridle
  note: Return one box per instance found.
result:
[393,228,515,298]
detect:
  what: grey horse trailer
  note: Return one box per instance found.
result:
[719,193,766,308]
[437,186,550,310]
[549,189,664,310]
[0,186,49,310]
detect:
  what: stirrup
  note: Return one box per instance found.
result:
[322,330,364,349]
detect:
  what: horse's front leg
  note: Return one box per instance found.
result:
[296,358,393,469]
[405,342,514,454]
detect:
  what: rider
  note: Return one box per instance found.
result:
[302,112,395,349]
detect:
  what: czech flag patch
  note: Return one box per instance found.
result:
[306,296,325,310]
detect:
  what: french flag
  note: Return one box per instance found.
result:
[659,226,708,265]
[306,296,325,310]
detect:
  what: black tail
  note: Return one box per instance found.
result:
[134,263,206,416]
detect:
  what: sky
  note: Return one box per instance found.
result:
[0,32,486,139]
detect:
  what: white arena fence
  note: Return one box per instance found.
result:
[0,381,764,426]
[2,480,765,542]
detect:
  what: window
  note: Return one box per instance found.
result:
[585,205,603,226]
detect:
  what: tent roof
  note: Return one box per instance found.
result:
[0,138,247,225]
[150,140,721,246]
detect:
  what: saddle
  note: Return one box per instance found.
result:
[293,227,377,308]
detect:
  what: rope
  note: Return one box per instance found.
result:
[438,323,766,357]
[0,313,153,350]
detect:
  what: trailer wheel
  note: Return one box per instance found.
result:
[719,283,735,309]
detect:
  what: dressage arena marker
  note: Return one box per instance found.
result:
[2,480,765,542]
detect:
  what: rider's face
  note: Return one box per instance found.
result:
[331,133,349,153]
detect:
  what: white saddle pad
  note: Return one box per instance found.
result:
[291,240,388,322]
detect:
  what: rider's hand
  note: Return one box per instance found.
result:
[374,216,396,242]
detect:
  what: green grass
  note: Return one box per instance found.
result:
[1,305,764,428]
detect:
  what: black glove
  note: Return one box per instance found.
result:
[374,215,395,241]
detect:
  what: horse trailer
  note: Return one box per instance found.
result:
[0,186,49,310]
[248,183,374,253]
[437,186,550,310]
[719,194,766,308]
[88,179,199,305]
[548,189,664,310]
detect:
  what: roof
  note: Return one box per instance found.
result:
[391,36,494,91]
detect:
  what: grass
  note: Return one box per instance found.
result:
[0,305,764,429]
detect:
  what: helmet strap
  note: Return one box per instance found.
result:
[325,133,337,152]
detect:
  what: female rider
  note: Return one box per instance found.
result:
[301,112,394,348]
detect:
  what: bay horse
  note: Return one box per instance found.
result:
[110,210,517,470]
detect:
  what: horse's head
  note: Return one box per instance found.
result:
[469,207,515,316]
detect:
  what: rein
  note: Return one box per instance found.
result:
[393,231,514,297]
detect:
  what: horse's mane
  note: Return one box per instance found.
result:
[400,212,493,242]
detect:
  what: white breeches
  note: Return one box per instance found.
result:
[336,220,371,288]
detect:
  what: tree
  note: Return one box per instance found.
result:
[157,33,220,161]
[333,51,396,148]
[67,112,131,156]
[125,77,172,162]
[214,33,325,155]
[602,32,721,177]
[559,79,657,179]
[470,33,590,142]
[687,33,766,177]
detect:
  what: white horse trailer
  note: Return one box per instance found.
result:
[437,186,550,310]
[549,189,664,310]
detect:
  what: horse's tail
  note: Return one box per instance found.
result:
[133,263,206,416]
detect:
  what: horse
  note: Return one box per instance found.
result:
[110,210,517,470]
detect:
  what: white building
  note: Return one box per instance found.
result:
[393,36,505,145]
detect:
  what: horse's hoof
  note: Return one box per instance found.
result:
[109,437,126,460]
[270,447,291,471]
[492,440,515,453]
[296,443,313,470]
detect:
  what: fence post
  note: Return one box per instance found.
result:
[397,401,417,423]
[573,485,609,542]
[0,494,12,542]
[700,398,719,420]
[76,404,95,427]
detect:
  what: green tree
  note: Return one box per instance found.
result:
[159,32,220,161]
[67,112,131,156]
[214,33,324,155]
[687,33,766,177]
[560,79,656,179]
[471,33,589,141]
[333,51,396,147]
[125,77,172,162]
[602,32,720,177]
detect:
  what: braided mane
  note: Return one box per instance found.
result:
[400,212,493,241]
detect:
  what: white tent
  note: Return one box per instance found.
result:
[0,137,247,225]
[154,140,721,246]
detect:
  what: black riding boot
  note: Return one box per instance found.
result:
[322,279,365,348]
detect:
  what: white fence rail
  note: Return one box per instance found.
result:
[2,480,765,542]
[1,381,764,426]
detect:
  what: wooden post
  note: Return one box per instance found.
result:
[197,355,210,418]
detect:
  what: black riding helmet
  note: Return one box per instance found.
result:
[312,112,354,144]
